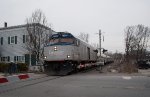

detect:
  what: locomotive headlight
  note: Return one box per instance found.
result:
[44,56,47,59]
[54,46,57,51]
[54,48,57,51]
[67,55,71,58]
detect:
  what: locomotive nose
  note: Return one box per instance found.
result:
[44,45,73,61]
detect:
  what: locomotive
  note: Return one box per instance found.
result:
[43,32,98,75]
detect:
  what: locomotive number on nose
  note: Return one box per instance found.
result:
[49,51,64,55]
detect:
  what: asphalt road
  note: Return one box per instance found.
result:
[0,70,150,97]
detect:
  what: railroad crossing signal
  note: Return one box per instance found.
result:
[102,49,108,53]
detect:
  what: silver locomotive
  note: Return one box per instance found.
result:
[44,32,98,75]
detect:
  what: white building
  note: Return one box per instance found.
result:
[0,23,54,66]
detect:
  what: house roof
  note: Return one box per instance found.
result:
[0,23,53,31]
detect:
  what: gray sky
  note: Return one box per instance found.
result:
[0,0,150,53]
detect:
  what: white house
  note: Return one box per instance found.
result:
[0,23,54,66]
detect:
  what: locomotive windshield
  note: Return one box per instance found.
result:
[47,32,75,46]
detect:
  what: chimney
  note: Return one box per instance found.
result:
[4,22,7,27]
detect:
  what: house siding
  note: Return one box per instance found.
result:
[0,24,54,65]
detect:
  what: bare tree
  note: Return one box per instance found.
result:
[125,24,150,61]
[113,51,124,61]
[26,9,50,65]
[124,24,150,72]
[78,32,89,43]
[91,43,99,49]
[125,26,134,62]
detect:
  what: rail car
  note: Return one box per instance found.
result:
[104,57,114,65]
[43,32,98,75]
[96,56,114,66]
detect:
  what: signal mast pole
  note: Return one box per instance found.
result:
[99,30,101,57]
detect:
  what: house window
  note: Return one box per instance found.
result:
[23,35,28,43]
[11,36,15,44]
[22,56,25,61]
[8,36,17,44]
[3,57,6,61]
[2,57,5,61]
[18,56,22,61]
[0,56,9,62]
[14,56,25,62]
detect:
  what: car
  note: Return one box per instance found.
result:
[138,60,150,69]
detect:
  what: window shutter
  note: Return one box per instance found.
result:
[1,37,3,45]
[14,56,16,61]
[15,36,17,44]
[23,35,25,43]
[8,37,10,44]
[17,56,18,61]
[8,56,10,62]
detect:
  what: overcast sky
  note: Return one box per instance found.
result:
[0,0,150,53]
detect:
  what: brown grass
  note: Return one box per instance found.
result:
[120,62,138,73]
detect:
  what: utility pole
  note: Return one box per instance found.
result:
[29,50,31,67]
[99,30,101,57]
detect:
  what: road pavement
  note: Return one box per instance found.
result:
[0,69,150,97]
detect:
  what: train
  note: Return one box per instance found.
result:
[43,32,98,75]
[95,55,114,67]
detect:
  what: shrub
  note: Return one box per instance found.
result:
[17,63,28,72]
[0,62,28,73]
[0,63,9,72]
[120,62,138,73]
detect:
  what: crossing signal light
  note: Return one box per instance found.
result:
[103,49,107,53]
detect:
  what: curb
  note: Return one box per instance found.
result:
[0,74,30,84]
[0,78,8,83]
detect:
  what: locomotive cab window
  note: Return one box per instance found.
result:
[48,32,75,46]
[61,38,74,43]
[49,38,59,44]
